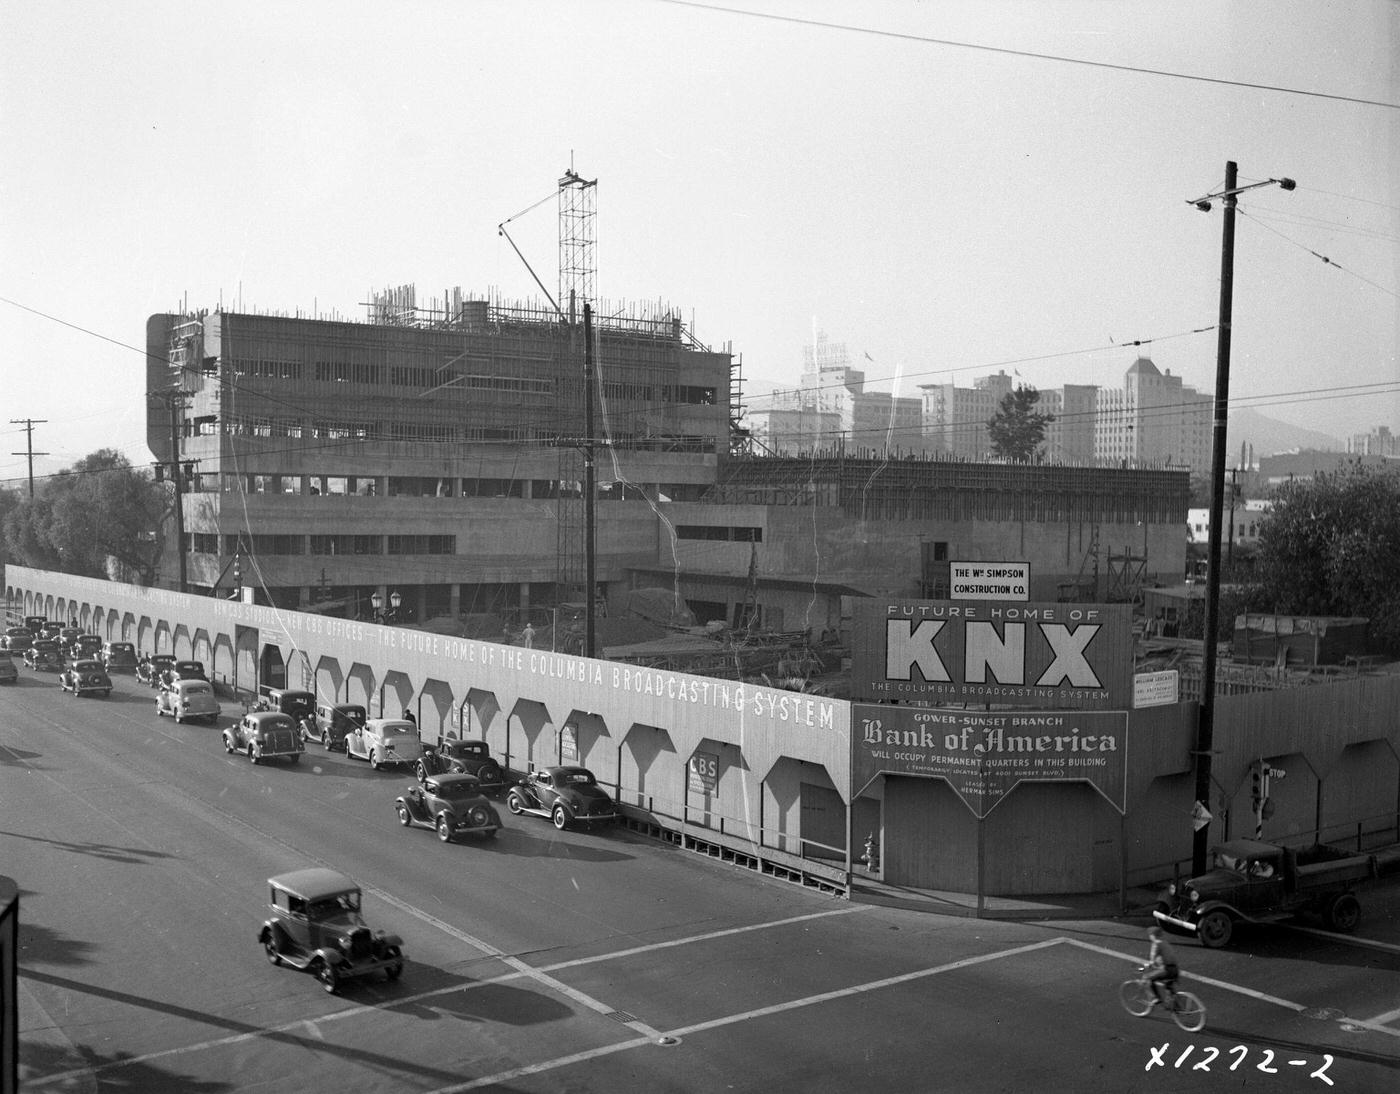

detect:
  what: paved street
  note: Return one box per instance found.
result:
[5,669,1398,1093]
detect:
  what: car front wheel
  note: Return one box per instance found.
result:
[396,804,411,827]
[552,803,571,831]
[370,749,380,770]
[264,937,282,965]
[248,744,260,765]
[316,960,339,994]
[437,815,453,843]
[322,730,332,751]
[385,946,403,981]
[223,735,235,754]
[506,791,526,815]
[416,760,429,783]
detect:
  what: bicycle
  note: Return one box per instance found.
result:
[1120,965,1207,1032]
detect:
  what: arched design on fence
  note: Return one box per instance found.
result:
[618,723,677,813]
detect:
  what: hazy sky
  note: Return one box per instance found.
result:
[2,0,1396,486]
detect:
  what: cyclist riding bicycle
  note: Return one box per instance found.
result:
[1146,926,1181,1007]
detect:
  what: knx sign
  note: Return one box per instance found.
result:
[852,599,1132,709]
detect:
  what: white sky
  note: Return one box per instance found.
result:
[1,0,1396,483]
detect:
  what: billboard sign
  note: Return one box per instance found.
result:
[852,704,1128,817]
[950,561,1029,601]
[851,599,1133,709]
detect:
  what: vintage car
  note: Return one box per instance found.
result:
[156,677,222,724]
[38,621,63,640]
[395,773,503,842]
[302,701,366,751]
[23,615,47,634]
[345,718,424,771]
[0,651,18,685]
[255,687,317,726]
[1,627,33,653]
[416,739,507,795]
[224,711,304,764]
[100,641,139,673]
[57,627,82,653]
[258,868,404,994]
[137,653,177,687]
[505,765,618,831]
[25,640,64,672]
[69,634,104,661]
[158,659,208,689]
[58,658,113,697]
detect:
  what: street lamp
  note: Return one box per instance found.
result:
[1188,161,1294,876]
[369,590,402,624]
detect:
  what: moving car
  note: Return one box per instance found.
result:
[258,868,404,994]
[1,627,33,653]
[302,701,366,751]
[69,634,104,661]
[23,615,47,634]
[345,718,424,771]
[224,711,304,764]
[137,653,177,687]
[58,659,113,697]
[506,766,618,831]
[416,738,507,795]
[25,640,63,672]
[395,773,502,842]
[156,677,222,724]
[0,651,17,685]
[100,641,139,673]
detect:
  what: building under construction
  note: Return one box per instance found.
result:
[146,288,738,624]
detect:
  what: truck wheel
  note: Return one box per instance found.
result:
[1324,893,1360,932]
[1197,910,1234,948]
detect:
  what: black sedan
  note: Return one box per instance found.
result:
[505,766,617,831]
[396,774,502,842]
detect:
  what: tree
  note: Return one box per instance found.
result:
[1254,462,1400,653]
[2,449,169,585]
[987,386,1054,461]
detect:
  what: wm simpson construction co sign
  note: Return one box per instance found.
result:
[851,598,1132,709]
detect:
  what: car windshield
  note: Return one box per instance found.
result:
[307,892,361,916]
[437,781,479,799]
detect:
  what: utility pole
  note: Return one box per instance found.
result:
[9,418,48,498]
[583,301,596,660]
[1187,161,1294,875]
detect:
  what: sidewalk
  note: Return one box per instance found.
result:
[850,876,1163,922]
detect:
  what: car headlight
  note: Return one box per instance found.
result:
[1187,888,1199,903]
[1166,883,1176,896]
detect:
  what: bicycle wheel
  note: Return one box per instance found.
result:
[1119,978,1154,1017]
[1170,991,1206,1032]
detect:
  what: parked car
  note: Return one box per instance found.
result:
[137,653,177,687]
[302,701,366,751]
[505,766,618,831]
[224,711,304,764]
[38,621,63,640]
[255,687,317,726]
[25,640,63,672]
[395,773,502,842]
[0,651,18,685]
[345,718,424,771]
[23,615,47,634]
[156,677,222,724]
[258,868,404,994]
[159,659,208,689]
[69,634,104,661]
[100,641,139,673]
[2,627,34,653]
[58,658,113,697]
[416,738,507,795]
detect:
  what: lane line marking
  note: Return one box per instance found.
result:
[1286,925,1400,955]
[21,904,864,1086]
[420,938,1070,1093]
[1062,937,1400,1040]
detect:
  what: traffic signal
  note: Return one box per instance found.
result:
[1251,764,1264,810]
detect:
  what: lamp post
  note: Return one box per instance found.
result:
[370,590,402,625]
[1188,161,1294,876]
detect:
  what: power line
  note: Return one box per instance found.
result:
[662,0,1400,110]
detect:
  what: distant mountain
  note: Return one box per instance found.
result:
[1228,406,1342,459]
[739,376,1344,458]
